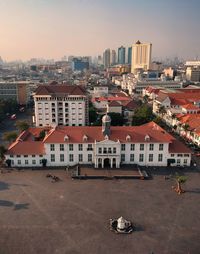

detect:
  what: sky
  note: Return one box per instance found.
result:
[0,0,200,61]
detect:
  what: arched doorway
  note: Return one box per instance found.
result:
[104,158,110,168]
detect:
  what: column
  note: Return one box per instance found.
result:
[102,158,104,168]
[110,158,113,168]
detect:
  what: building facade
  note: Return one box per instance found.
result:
[128,47,132,65]
[5,117,191,168]
[131,40,152,74]
[111,50,117,66]
[118,46,126,65]
[103,49,111,68]
[33,84,89,127]
[0,81,31,104]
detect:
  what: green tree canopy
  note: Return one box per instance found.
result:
[132,105,154,126]
[15,120,29,132]
[0,145,7,159]
[3,132,18,143]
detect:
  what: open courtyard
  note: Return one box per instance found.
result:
[0,168,200,254]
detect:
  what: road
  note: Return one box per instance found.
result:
[0,108,33,146]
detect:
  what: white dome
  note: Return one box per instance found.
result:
[102,114,111,123]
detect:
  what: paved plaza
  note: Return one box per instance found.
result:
[0,168,200,254]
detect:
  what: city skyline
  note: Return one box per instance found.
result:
[0,0,200,61]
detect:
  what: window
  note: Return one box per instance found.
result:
[39,155,43,157]
[60,144,64,151]
[177,159,180,165]
[171,154,174,157]
[140,144,144,151]
[130,144,135,151]
[79,154,83,162]
[149,144,154,151]
[32,155,36,157]
[32,160,36,165]
[50,144,55,151]
[88,154,92,162]
[139,154,144,162]
[103,147,107,154]
[184,154,189,157]
[17,160,21,165]
[149,154,153,162]
[121,144,126,151]
[184,159,187,164]
[78,144,83,151]
[51,154,55,162]
[108,148,112,153]
[25,160,28,165]
[130,154,134,162]
[159,144,164,151]
[113,147,116,154]
[121,154,125,162]
[10,155,13,158]
[60,154,64,162]
[17,155,21,158]
[69,144,73,151]
[24,155,28,158]
[158,154,163,162]
[177,154,183,157]
[69,154,73,162]
[98,147,102,154]
[87,144,93,151]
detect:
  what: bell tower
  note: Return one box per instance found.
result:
[102,114,111,136]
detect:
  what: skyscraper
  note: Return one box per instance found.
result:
[111,50,117,66]
[118,46,126,64]
[103,49,111,68]
[131,40,152,74]
[127,47,132,65]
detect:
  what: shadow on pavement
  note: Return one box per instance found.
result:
[0,200,29,210]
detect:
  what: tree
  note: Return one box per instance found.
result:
[16,120,29,132]
[143,95,149,103]
[89,102,98,124]
[3,132,18,143]
[41,158,47,167]
[39,130,46,140]
[108,113,124,126]
[132,105,154,126]
[182,123,190,132]
[0,145,6,160]
[158,105,166,116]
[172,173,187,195]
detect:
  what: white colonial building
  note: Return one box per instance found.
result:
[5,115,191,168]
[33,84,88,127]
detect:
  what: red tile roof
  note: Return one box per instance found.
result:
[7,141,45,155]
[35,85,86,96]
[43,122,174,144]
[108,101,122,107]
[169,140,191,154]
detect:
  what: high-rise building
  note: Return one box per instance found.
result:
[131,40,152,74]
[118,46,126,64]
[111,50,117,66]
[72,57,90,71]
[103,49,111,68]
[34,84,89,127]
[128,47,132,65]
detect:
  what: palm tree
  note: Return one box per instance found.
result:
[158,105,166,116]
[172,173,187,195]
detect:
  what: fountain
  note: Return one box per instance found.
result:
[109,216,133,234]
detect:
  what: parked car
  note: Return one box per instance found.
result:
[10,114,16,120]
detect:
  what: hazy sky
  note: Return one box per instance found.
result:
[0,0,200,61]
